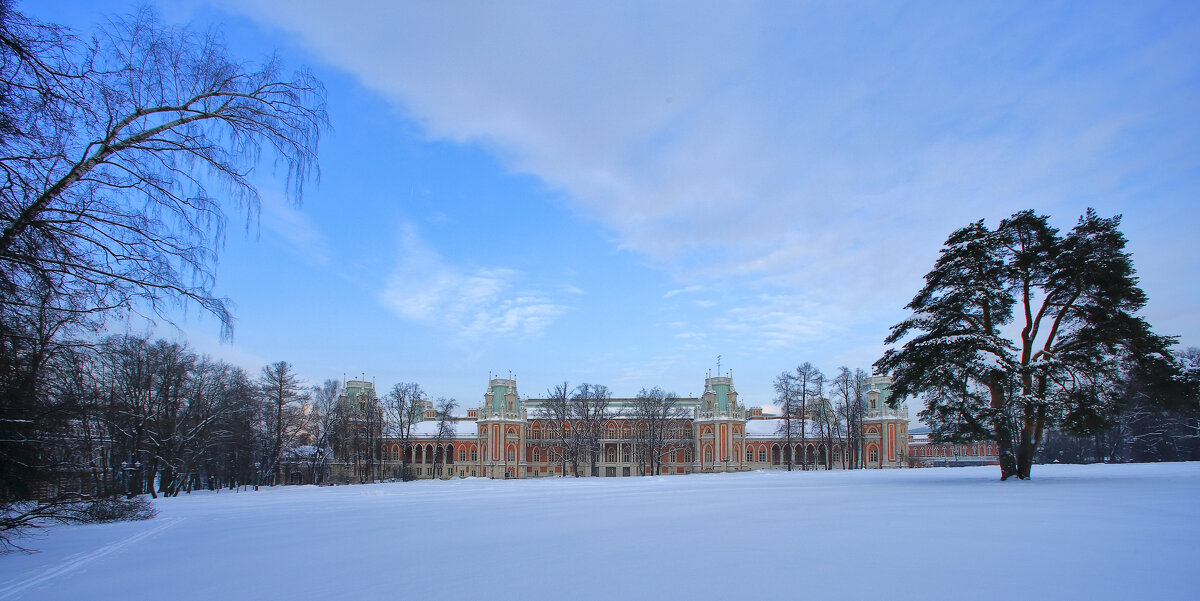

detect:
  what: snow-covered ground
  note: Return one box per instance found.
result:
[1,463,1197,600]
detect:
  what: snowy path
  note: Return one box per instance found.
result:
[0,463,1197,600]
[0,518,181,600]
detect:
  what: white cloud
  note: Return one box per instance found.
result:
[226,1,1200,346]
[378,224,565,337]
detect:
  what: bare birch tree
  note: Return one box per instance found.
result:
[537,382,574,476]
[630,386,689,476]
[570,383,612,477]
[383,382,424,481]
[0,6,327,337]
[432,397,458,478]
[306,379,341,484]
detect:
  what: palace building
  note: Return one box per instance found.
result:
[331,372,913,482]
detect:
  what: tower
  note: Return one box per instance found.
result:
[694,371,747,473]
[477,375,525,479]
[861,375,908,468]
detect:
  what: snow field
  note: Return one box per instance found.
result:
[0,462,1197,600]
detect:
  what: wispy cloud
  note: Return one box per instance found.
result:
[379,224,566,337]
[663,285,703,298]
[259,191,331,265]
[713,295,844,351]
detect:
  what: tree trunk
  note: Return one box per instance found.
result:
[989,379,1019,480]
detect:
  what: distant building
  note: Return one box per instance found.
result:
[906,435,1000,467]
[353,371,912,480]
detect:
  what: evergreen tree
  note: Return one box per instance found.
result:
[876,209,1177,480]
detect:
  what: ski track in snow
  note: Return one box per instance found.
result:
[0,517,181,600]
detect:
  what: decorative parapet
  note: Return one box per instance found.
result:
[476,405,527,422]
[694,406,747,421]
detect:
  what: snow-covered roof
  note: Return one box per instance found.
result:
[407,419,467,438]
[744,418,820,438]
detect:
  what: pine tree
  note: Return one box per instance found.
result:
[876,209,1177,480]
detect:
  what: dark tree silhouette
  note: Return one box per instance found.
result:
[877,209,1178,480]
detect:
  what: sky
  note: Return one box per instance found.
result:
[28,1,1200,416]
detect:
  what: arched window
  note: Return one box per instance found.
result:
[606,446,617,462]
[506,446,515,462]
[470,448,478,462]
[704,446,713,464]
[621,446,631,463]
[869,447,879,463]
[746,447,754,462]
[532,447,541,462]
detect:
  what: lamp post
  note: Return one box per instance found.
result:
[121,461,129,498]
[253,461,260,491]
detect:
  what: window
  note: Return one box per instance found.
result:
[606,447,617,462]
[758,448,767,463]
[459,449,467,462]
[470,449,478,461]
[869,448,879,463]
[746,448,753,462]
[704,447,713,464]
[507,447,515,462]
[532,447,541,462]
[621,447,631,463]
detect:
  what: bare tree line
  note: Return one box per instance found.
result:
[774,363,872,470]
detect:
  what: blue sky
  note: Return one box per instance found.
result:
[31,1,1200,413]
